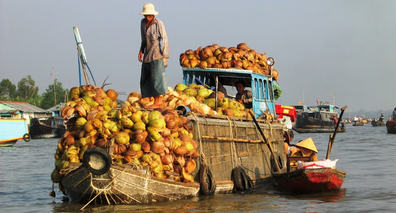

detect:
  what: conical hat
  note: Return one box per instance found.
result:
[296,137,318,153]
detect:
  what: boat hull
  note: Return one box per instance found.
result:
[386,120,396,134]
[371,120,385,127]
[59,115,287,205]
[294,109,345,133]
[273,168,346,193]
[29,117,65,139]
[293,126,345,133]
[61,164,200,204]
[0,118,29,146]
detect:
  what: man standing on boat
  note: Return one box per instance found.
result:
[138,3,169,98]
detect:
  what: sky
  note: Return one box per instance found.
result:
[1,0,395,112]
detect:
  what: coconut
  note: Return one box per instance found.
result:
[106,89,118,101]
[151,141,165,154]
[149,118,166,128]
[185,159,196,173]
[133,121,146,131]
[199,61,208,69]
[95,138,108,148]
[115,131,130,145]
[161,154,174,165]
[134,130,148,144]
[175,83,188,92]
[131,143,142,152]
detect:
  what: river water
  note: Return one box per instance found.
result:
[1,125,395,212]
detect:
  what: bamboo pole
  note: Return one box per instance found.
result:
[201,135,261,143]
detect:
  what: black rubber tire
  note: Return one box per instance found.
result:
[23,133,31,142]
[231,166,253,192]
[82,147,111,175]
[199,163,216,195]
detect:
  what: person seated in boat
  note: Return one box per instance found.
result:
[331,115,338,127]
[289,137,318,162]
[235,80,252,108]
[392,108,396,121]
[379,113,384,122]
[283,129,294,155]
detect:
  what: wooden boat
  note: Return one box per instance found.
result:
[371,119,385,127]
[293,104,346,133]
[352,121,364,126]
[273,167,346,193]
[0,118,30,147]
[29,116,66,139]
[386,120,396,134]
[58,55,288,206]
[60,114,287,205]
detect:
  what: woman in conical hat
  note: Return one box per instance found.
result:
[290,137,318,161]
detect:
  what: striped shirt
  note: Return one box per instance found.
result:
[140,18,169,63]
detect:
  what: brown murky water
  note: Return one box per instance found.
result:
[1,125,395,212]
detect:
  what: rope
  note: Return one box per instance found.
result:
[86,64,97,86]
[226,116,240,168]
[81,166,128,210]
[77,53,82,86]
[190,112,207,164]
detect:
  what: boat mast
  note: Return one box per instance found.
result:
[73,26,90,85]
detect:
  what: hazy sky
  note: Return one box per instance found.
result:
[1,0,395,112]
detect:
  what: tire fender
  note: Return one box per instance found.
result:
[231,166,253,192]
[23,133,31,142]
[82,147,111,175]
[199,163,216,195]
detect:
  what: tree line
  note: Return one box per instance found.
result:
[0,75,68,110]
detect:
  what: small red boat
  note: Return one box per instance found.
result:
[273,167,346,193]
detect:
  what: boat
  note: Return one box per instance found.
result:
[351,116,364,126]
[29,116,66,139]
[273,166,346,193]
[57,43,290,206]
[274,106,347,194]
[386,120,396,134]
[0,118,30,147]
[371,119,385,127]
[293,103,345,133]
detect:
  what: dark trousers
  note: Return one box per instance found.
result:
[140,59,168,98]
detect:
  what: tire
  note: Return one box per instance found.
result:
[23,133,31,142]
[231,166,253,192]
[199,163,216,195]
[82,147,111,175]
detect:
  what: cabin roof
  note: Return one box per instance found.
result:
[0,101,49,113]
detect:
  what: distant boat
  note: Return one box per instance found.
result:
[371,119,385,127]
[386,120,396,134]
[29,116,66,139]
[0,118,30,147]
[293,104,345,133]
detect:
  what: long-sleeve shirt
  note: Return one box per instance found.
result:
[140,18,169,63]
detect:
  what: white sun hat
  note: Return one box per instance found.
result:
[140,3,159,15]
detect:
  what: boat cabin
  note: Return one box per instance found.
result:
[182,68,276,118]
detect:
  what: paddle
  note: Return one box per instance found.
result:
[248,110,281,173]
[326,106,347,159]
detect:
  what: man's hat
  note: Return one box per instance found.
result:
[141,3,159,15]
[295,137,318,153]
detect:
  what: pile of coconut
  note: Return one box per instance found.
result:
[179,43,279,81]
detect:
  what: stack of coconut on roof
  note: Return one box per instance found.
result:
[179,43,279,81]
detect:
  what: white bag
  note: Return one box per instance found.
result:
[297,159,338,169]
